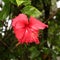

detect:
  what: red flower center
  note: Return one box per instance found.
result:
[25,24,29,27]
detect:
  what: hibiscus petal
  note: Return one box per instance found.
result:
[21,28,30,44]
[12,14,28,27]
[31,34,40,44]
[14,22,25,29]
[18,28,39,44]
[29,27,38,37]
[14,28,25,41]
[24,28,40,44]
[29,30,40,44]
[29,16,48,30]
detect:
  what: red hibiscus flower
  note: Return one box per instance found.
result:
[12,14,48,44]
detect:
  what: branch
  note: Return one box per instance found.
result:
[44,11,57,23]
[0,39,8,47]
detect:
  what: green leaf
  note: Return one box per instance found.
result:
[23,0,31,6]
[52,51,57,60]
[42,47,50,55]
[29,47,40,59]
[16,0,31,6]
[16,0,24,6]
[9,0,17,5]
[0,3,10,20]
[21,6,42,17]
[3,0,10,3]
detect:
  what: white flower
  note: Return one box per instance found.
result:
[56,1,60,8]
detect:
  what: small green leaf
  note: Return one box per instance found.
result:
[16,0,24,6]
[21,6,42,17]
[42,47,50,54]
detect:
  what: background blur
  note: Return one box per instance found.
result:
[0,0,60,60]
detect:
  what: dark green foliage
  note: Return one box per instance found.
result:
[0,0,60,60]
